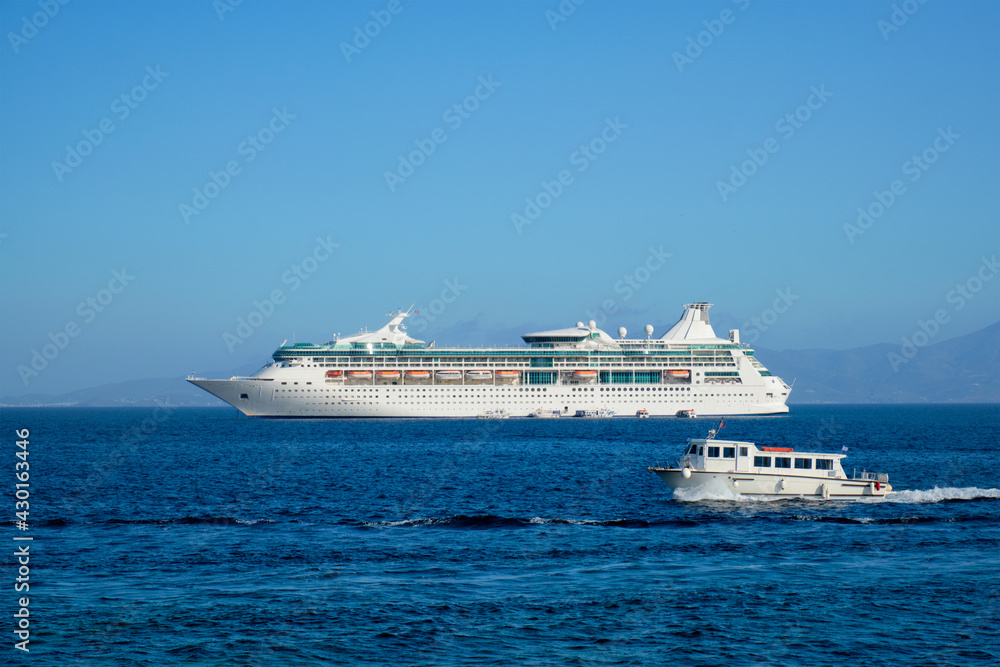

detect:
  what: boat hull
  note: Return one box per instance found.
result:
[649,468,891,499]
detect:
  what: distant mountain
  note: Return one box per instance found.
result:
[761,321,999,404]
[0,364,259,408]
[2,324,996,408]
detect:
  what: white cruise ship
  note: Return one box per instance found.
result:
[188,302,791,417]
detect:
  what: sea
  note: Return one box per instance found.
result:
[2,404,998,666]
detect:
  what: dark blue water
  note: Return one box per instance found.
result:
[3,405,998,666]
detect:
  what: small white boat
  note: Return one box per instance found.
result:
[636,409,650,418]
[405,370,430,378]
[435,370,462,381]
[347,370,372,378]
[477,409,509,419]
[375,370,400,378]
[648,431,893,499]
[466,370,493,380]
[574,408,615,418]
[676,409,696,418]
[527,409,561,418]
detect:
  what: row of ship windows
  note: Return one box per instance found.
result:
[695,446,834,469]
[275,387,752,397]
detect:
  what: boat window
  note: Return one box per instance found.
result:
[723,447,735,458]
[740,447,748,456]
[707,447,720,458]
[794,458,812,469]
[815,459,833,470]
[698,447,704,455]
[753,456,771,467]
[687,444,698,454]
[774,457,791,468]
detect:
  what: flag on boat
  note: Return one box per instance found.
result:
[719,419,725,429]
[841,446,849,452]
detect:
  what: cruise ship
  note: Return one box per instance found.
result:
[188,302,791,417]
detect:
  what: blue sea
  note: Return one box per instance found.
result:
[3,404,999,666]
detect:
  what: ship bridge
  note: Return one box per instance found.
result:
[522,322,621,350]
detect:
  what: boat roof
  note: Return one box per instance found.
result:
[688,437,846,458]
[274,302,743,354]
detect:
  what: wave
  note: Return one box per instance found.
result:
[878,486,1000,504]
[104,516,276,526]
[670,486,1000,505]
[362,514,673,530]
[670,487,788,503]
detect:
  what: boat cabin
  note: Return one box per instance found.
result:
[679,438,847,478]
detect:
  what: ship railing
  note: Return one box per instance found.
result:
[853,470,889,483]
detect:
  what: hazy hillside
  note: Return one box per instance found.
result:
[761,322,999,404]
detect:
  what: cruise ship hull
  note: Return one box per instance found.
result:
[188,378,789,418]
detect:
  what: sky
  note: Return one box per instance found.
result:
[1,0,998,397]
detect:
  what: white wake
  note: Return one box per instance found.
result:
[879,486,1000,504]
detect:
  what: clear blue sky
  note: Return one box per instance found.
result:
[1,0,998,396]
